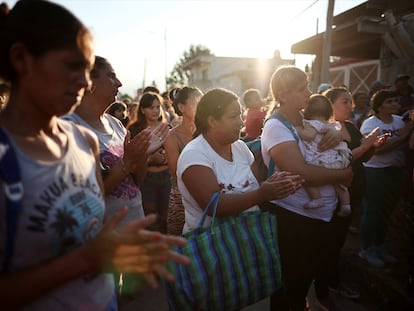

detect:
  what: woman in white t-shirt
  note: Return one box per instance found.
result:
[359,90,413,268]
[260,66,353,311]
[176,88,302,234]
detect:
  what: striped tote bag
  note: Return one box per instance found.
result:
[165,192,282,311]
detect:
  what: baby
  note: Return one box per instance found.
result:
[297,94,352,217]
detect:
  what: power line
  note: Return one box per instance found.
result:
[288,0,320,24]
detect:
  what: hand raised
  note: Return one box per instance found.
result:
[361,127,380,149]
[147,123,169,155]
[123,129,151,170]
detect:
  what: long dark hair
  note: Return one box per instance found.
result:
[128,92,165,137]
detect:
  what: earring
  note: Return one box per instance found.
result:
[89,85,96,94]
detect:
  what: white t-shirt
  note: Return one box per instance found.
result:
[360,115,406,168]
[261,118,337,222]
[177,135,260,234]
[63,113,144,226]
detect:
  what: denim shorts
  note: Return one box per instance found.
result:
[140,169,172,210]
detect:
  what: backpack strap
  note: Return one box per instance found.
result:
[263,112,300,177]
[0,128,23,272]
[271,112,300,143]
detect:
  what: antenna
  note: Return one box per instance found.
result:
[142,58,147,89]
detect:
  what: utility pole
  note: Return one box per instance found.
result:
[321,0,335,83]
[142,58,147,89]
[164,28,168,90]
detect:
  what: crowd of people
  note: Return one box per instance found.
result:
[0,1,413,311]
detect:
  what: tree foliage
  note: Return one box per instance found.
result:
[166,44,213,88]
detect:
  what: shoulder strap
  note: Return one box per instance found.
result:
[0,128,23,272]
[270,112,300,143]
[262,112,300,178]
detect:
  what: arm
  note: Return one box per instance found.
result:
[182,164,299,217]
[375,121,413,154]
[296,123,317,142]
[409,131,414,150]
[373,121,413,155]
[102,129,150,194]
[351,126,380,162]
[79,126,106,195]
[164,132,180,182]
[250,159,264,182]
[269,140,353,187]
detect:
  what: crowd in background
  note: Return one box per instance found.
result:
[94,70,414,310]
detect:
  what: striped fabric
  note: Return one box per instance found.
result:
[165,193,282,310]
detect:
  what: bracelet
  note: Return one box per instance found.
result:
[119,158,129,176]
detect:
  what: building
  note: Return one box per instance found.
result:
[183,50,294,97]
[291,0,414,93]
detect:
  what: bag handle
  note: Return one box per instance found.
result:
[0,128,24,272]
[197,192,220,229]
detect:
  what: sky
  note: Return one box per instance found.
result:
[6,0,367,96]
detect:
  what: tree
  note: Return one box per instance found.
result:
[166,44,213,88]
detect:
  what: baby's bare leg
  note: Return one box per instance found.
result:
[304,186,324,209]
[335,184,351,217]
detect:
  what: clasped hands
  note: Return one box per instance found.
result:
[84,208,189,288]
[260,171,304,201]
[122,123,169,172]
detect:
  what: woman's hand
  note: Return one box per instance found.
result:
[123,129,151,171]
[372,132,390,148]
[259,171,304,201]
[361,127,381,149]
[148,149,167,166]
[318,127,342,151]
[147,123,169,155]
[83,210,189,287]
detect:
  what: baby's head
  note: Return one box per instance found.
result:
[304,94,332,121]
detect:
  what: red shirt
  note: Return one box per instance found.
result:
[244,108,266,139]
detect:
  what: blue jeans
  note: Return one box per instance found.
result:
[361,166,403,249]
